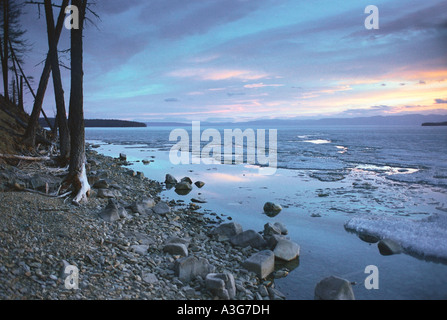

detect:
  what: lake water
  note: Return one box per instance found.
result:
[86,124,447,300]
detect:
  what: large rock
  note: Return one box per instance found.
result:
[98,199,121,222]
[206,273,236,300]
[243,250,275,279]
[130,198,156,214]
[165,174,177,185]
[163,243,188,257]
[378,239,402,256]
[211,222,243,239]
[273,239,300,261]
[97,188,121,199]
[263,202,282,215]
[152,201,171,215]
[314,276,355,300]
[230,230,267,249]
[263,222,282,237]
[174,256,213,282]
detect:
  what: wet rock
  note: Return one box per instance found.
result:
[191,197,207,204]
[314,276,355,300]
[243,250,275,279]
[180,177,193,184]
[165,174,178,185]
[175,181,192,191]
[206,273,236,300]
[273,239,300,261]
[263,223,282,237]
[194,181,205,188]
[274,222,288,235]
[378,239,402,256]
[230,230,267,249]
[263,202,282,216]
[119,153,127,161]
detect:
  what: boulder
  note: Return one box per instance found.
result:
[119,153,127,161]
[130,198,156,214]
[378,239,402,256]
[152,202,171,215]
[194,181,205,188]
[175,181,192,191]
[243,250,275,279]
[206,273,236,300]
[98,199,121,222]
[211,222,243,239]
[180,177,193,184]
[174,256,213,282]
[274,222,288,235]
[92,179,109,189]
[263,202,282,216]
[97,188,121,199]
[273,239,300,261]
[263,222,282,237]
[230,230,267,249]
[314,276,355,300]
[165,174,178,185]
[163,243,188,257]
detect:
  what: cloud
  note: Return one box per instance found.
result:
[435,98,447,104]
[139,0,273,39]
[165,98,179,102]
[244,83,284,89]
[168,68,268,81]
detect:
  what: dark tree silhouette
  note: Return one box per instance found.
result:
[44,0,70,164]
[23,0,68,149]
[1,0,28,102]
[65,0,90,203]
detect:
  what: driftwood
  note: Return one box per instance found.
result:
[0,154,51,161]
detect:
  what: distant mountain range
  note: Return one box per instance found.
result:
[145,114,447,127]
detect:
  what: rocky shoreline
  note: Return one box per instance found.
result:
[0,144,297,300]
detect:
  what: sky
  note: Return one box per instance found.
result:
[15,0,447,122]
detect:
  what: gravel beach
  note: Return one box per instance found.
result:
[0,145,288,300]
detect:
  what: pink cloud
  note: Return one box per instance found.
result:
[168,68,268,81]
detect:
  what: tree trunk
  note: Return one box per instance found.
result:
[22,0,69,148]
[66,0,89,204]
[2,0,9,101]
[44,0,70,164]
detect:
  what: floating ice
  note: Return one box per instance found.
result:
[303,139,331,144]
[345,213,447,262]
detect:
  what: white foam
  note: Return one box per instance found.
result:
[345,213,447,261]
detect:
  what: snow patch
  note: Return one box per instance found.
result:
[345,213,447,261]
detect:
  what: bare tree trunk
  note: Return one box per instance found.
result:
[44,0,70,164]
[66,0,89,204]
[23,0,68,147]
[2,0,9,101]
[18,75,23,111]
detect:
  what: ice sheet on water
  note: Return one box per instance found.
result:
[345,212,447,261]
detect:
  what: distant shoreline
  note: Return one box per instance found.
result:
[421,121,447,127]
[39,118,147,128]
